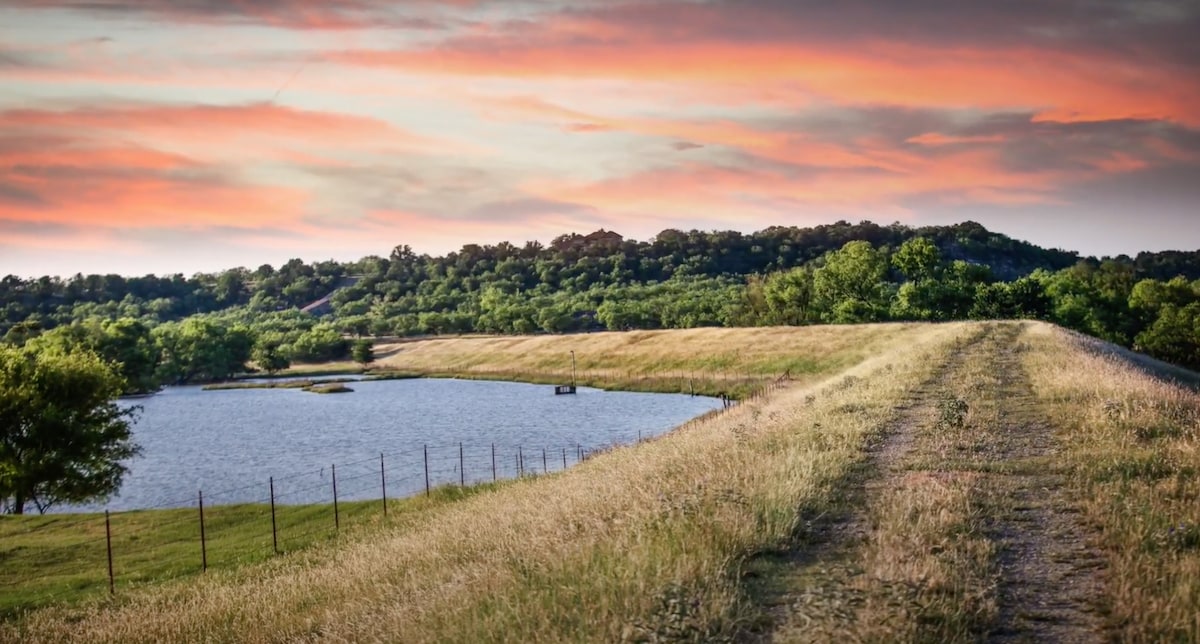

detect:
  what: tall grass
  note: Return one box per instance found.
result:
[1021,323,1200,641]
[376,324,923,386]
[2,323,972,643]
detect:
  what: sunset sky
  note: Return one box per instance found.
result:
[2,0,1199,277]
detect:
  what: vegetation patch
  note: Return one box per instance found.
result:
[1022,324,1200,640]
[303,383,354,394]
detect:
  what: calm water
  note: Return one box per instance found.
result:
[77,379,723,511]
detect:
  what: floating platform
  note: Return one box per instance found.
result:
[554,385,577,395]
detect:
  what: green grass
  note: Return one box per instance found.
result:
[0,484,504,619]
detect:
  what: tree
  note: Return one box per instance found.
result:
[761,267,814,325]
[351,339,374,365]
[252,342,290,374]
[1134,303,1200,370]
[893,237,942,281]
[811,241,893,323]
[153,319,255,383]
[0,346,140,514]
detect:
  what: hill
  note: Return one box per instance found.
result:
[2,220,1199,387]
[3,321,1198,642]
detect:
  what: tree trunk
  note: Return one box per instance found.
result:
[11,491,24,515]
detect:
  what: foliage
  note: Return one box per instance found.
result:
[0,346,139,514]
[1,220,1198,377]
[351,339,374,365]
[812,241,893,323]
[153,318,254,384]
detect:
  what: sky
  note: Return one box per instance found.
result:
[1,0,1199,277]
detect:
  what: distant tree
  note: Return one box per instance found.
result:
[351,339,374,365]
[290,324,350,362]
[0,346,140,514]
[1,320,42,346]
[153,319,255,383]
[252,342,290,374]
[1134,303,1200,370]
[812,241,893,323]
[893,237,943,282]
[761,267,814,325]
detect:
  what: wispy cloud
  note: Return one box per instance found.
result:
[1,0,1198,274]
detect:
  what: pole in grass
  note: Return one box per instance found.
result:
[424,445,430,496]
[459,442,465,486]
[380,453,387,518]
[105,510,114,595]
[491,443,497,482]
[198,490,207,573]
[542,447,547,474]
[332,463,339,532]
[269,477,278,554]
[562,447,567,470]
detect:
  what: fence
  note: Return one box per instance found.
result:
[0,371,792,614]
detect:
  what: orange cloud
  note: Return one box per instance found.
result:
[0,103,429,159]
[0,136,307,232]
[907,133,1007,146]
[329,35,1200,125]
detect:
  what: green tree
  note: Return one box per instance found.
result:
[1134,303,1200,370]
[893,237,943,281]
[290,324,350,362]
[812,241,892,323]
[351,339,375,365]
[96,318,160,394]
[252,342,290,374]
[153,319,255,383]
[761,267,814,325]
[0,346,140,514]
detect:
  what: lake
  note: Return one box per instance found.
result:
[78,378,724,512]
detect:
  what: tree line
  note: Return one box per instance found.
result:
[2,220,1199,391]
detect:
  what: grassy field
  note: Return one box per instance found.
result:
[374,324,924,398]
[2,322,1198,642]
[0,486,501,619]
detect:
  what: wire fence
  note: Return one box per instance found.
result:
[0,371,792,613]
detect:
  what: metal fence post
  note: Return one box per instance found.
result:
[562,447,567,470]
[424,444,430,496]
[542,448,547,474]
[459,442,465,486]
[380,453,387,517]
[518,446,524,477]
[198,490,207,573]
[332,463,339,531]
[269,477,278,555]
[105,510,114,595]
[491,443,497,482]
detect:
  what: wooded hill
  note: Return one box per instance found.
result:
[3,220,1199,389]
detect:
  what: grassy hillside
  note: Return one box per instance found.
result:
[372,324,922,397]
[2,322,1198,642]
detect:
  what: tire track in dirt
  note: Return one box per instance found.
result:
[983,326,1104,643]
[745,326,990,641]
[746,323,1106,643]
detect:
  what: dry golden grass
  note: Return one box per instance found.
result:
[377,325,920,381]
[2,323,973,643]
[1020,322,1200,641]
